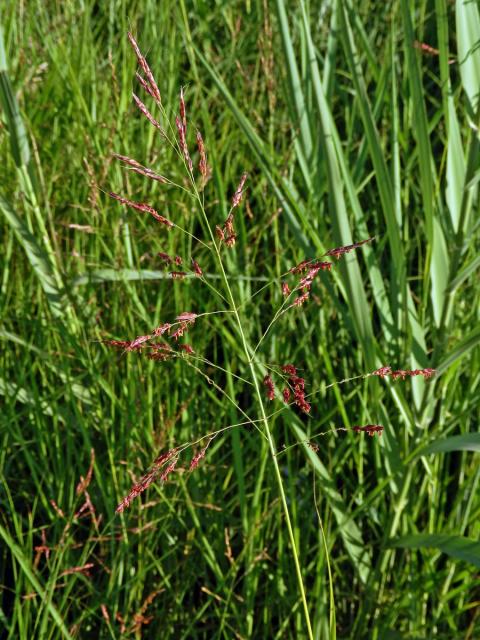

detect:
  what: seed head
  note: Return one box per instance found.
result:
[231,172,248,208]
[189,442,211,471]
[109,191,173,227]
[179,344,194,355]
[192,258,203,277]
[115,448,178,513]
[282,282,291,296]
[160,458,178,482]
[324,237,374,260]
[153,323,171,337]
[128,335,152,351]
[132,93,163,132]
[176,312,197,323]
[292,291,310,307]
[371,366,392,378]
[179,87,187,131]
[196,130,211,185]
[281,364,297,376]
[352,424,383,437]
[175,115,193,173]
[263,375,275,400]
[127,32,162,106]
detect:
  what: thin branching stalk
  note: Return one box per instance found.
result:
[191,182,315,639]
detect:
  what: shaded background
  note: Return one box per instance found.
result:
[1,1,479,638]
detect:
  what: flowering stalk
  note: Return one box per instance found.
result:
[188,177,315,639]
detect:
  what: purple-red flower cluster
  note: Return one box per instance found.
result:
[281,364,311,414]
[116,448,178,513]
[351,424,383,437]
[371,366,436,380]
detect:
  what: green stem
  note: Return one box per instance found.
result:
[194,188,314,639]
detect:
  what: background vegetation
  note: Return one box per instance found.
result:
[1,1,480,638]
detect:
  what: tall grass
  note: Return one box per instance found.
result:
[1,1,479,638]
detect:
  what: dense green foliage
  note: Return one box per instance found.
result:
[1,1,479,638]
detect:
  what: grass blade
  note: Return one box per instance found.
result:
[389,534,480,568]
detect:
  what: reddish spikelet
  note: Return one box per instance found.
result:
[76,448,95,495]
[60,563,94,578]
[413,40,439,56]
[179,87,187,131]
[391,369,410,380]
[176,311,197,324]
[160,458,178,482]
[413,40,455,64]
[128,335,151,351]
[225,233,237,248]
[418,368,436,379]
[196,130,211,184]
[282,282,291,296]
[294,388,311,414]
[390,368,436,380]
[189,440,211,471]
[114,152,167,183]
[352,424,383,437]
[174,255,183,265]
[152,449,178,467]
[292,291,310,307]
[314,261,333,271]
[127,32,162,106]
[34,529,51,566]
[112,153,142,169]
[109,191,173,227]
[281,364,301,380]
[158,252,173,264]
[279,367,310,413]
[192,258,203,277]
[171,313,196,341]
[135,72,159,103]
[263,375,275,400]
[281,364,297,376]
[289,259,312,274]
[116,449,178,513]
[231,172,248,208]
[153,323,171,337]
[132,93,163,131]
[50,499,65,518]
[170,271,187,279]
[100,605,110,625]
[290,375,305,390]
[128,165,168,184]
[146,344,174,361]
[179,344,194,355]
[298,262,330,289]
[324,237,374,260]
[103,339,132,350]
[170,324,187,340]
[224,213,234,237]
[175,116,193,172]
[217,214,237,248]
[371,366,392,378]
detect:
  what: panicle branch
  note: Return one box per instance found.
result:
[132,93,164,132]
[113,153,168,184]
[109,191,173,227]
[370,366,436,380]
[231,172,248,209]
[127,32,162,106]
[116,448,179,513]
